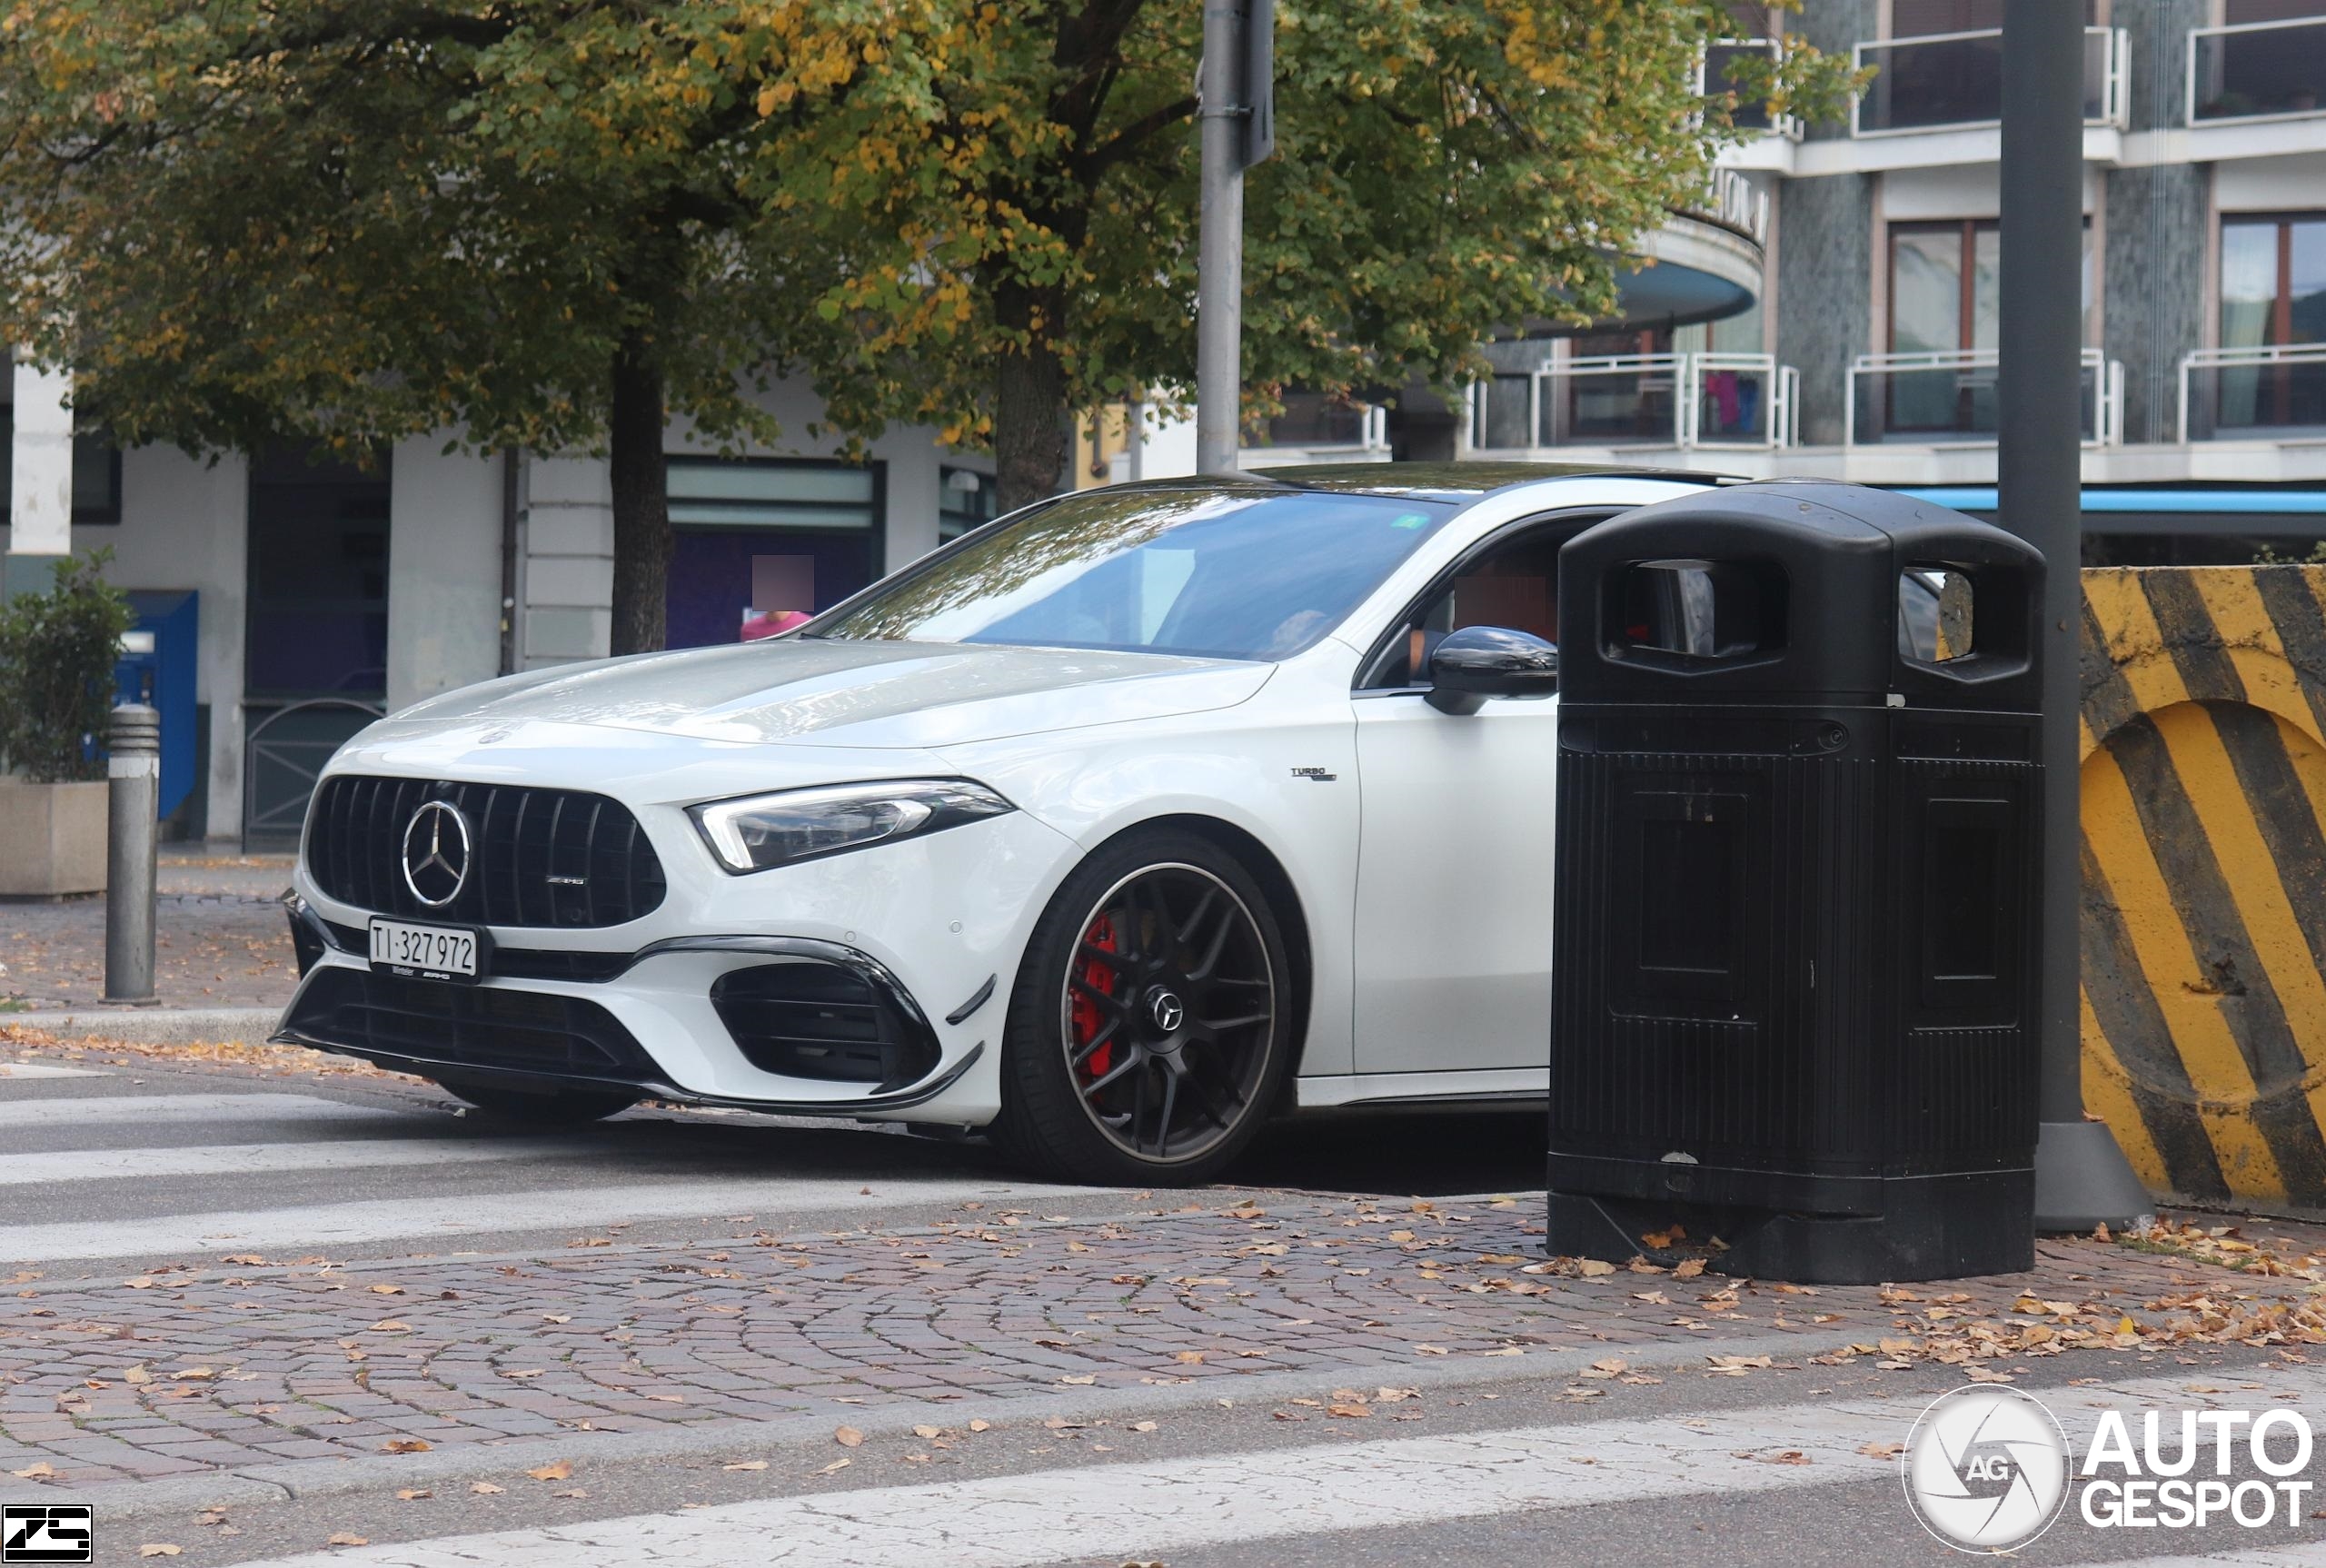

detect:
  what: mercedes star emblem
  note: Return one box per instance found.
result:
[401,799,473,908]
[1149,989,1186,1034]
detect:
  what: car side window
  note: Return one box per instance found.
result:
[1360,530,1566,690]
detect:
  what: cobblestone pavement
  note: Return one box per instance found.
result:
[0,1188,2301,1491]
[0,848,297,1010]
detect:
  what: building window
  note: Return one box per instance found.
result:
[939,467,996,542]
[662,457,886,650]
[2218,213,2326,429]
[0,406,124,525]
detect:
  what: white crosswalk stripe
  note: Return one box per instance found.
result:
[0,1176,1088,1263]
[0,1092,391,1127]
[0,1136,579,1187]
[223,1365,2326,1568]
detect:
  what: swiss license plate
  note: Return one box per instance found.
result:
[369,918,482,982]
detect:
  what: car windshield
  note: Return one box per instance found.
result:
[809,486,1458,660]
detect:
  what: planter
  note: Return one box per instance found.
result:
[0,779,107,898]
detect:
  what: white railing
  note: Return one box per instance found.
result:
[2188,15,2326,127]
[1853,25,2128,137]
[1698,38,1803,143]
[2178,343,2326,443]
[1470,352,1796,452]
[1846,348,2120,449]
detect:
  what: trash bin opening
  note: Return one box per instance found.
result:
[1604,558,1787,670]
[1897,566,1978,666]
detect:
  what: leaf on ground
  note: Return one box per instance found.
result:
[1327,1404,1371,1418]
[382,1439,431,1454]
[10,1461,55,1479]
[326,1533,370,1546]
[911,1425,941,1439]
[1131,1420,1158,1432]
[525,1461,572,1482]
[470,1482,504,1494]
[123,1365,151,1384]
[833,1426,864,1448]
[137,1547,182,1558]
[1860,1442,1904,1460]
[1173,1351,1205,1364]
[968,1419,991,1433]
[1576,1259,1616,1277]
[1059,1374,1097,1385]
[1674,1258,1707,1278]
[1581,1358,1627,1378]
[1414,1345,1449,1355]
[395,1489,431,1501]
[815,1457,851,1475]
[368,1285,403,1295]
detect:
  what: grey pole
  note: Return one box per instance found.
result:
[104,703,160,1005]
[1998,1,2149,1229]
[1194,0,1246,476]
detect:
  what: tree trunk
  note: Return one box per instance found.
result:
[607,336,671,656]
[992,283,1071,516]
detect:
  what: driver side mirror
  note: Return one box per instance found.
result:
[1426,626,1559,715]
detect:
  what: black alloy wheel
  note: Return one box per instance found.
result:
[994,829,1293,1185]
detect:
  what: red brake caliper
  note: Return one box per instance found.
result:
[1071,913,1118,1081]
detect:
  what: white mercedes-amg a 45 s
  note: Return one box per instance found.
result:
[280,462,1716,1183]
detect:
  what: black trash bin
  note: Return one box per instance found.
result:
[1545,481,2043,1284]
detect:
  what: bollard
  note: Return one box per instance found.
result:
[104,703,160,1004]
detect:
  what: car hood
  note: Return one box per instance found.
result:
[377,639,1272,749]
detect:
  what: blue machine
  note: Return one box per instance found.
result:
[113,590,198,824]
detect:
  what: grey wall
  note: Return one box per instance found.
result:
[2103,0,2212,444]
[1776,173,1876,446]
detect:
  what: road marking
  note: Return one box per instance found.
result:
[0,1176,1087,1263]
[0,1093,392,1127]
[0,1136,582,1187]
[0,1062,107,1078]
[224,1367,2326,1568]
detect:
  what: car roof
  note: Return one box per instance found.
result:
[1108,461,1732,501]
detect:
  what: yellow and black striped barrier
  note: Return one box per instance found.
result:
[2081,565,2326,1210]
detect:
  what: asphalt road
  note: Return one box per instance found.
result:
[5,1053,2324,1568]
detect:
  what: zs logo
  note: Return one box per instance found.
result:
[2,1504,92,1565]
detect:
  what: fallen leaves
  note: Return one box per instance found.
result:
[10,1461,55,1479]
[1705,1355,1774,1376]
[723,1460,769,1472]
[814,1457,851,1476]
[382,1439,432,1454]
[525,1461,572,1482]
[138,1547,182,1558]
[471,1482,505,1495]
[326,1533,370,1547]
[395,1488,432,1501]
[833,1426,864,1448]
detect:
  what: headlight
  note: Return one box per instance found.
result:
[688,779,1016,874]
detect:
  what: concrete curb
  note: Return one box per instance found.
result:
[1,1007,282,1045]
[0,1326,1872,1522]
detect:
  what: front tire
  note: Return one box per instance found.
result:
[992,829,1294,1186]
[432,1075,640,1126]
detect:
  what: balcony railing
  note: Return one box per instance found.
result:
[1847,348,2121,448]
[2189,15,2326,126]
[1854,26,2128,136]
[2179,344,2326,442]
[1702,38,1801,141]
[1470,353,1796,452]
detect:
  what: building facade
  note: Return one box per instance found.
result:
[1450,0,2326,553]
[0,372,992,844]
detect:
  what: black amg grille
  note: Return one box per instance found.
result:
[283,968,660,1082]
[711,962,939,1089]
[306,775,667,929]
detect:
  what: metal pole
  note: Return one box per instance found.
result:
[1194,0,1245,476]
[1998,0,2148,1229]
[104,703,160,1004]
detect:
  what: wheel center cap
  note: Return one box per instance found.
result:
[1147,987,1186,1037]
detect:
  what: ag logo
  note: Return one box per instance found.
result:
[2,1503,92,1565]
[1903,1385,2072,1552]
